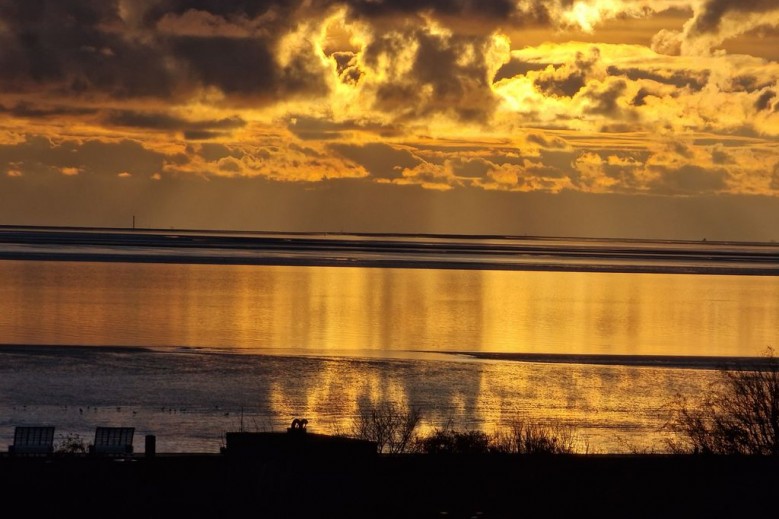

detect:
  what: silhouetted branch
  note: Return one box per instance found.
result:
[665,348,779,455]
[351,402,422,454]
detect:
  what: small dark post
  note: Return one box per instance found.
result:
[145,434,156,457]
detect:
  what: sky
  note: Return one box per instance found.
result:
[1,0,779,241]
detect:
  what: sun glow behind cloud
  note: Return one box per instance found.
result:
[1,1,778,238]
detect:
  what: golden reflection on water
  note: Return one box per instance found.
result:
[2,260,778,452]
[268,359,417,436]
[2,260,777,357]
[257,353,709,453]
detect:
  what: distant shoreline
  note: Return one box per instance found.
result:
[2,226,778,275]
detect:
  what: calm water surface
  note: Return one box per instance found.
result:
[1,260,778,453]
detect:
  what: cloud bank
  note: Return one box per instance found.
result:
[1,1,778,238]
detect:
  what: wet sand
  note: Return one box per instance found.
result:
[2,225,779,275]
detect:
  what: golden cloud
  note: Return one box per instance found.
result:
[0,0,777,202]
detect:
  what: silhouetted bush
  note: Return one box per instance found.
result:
[666,350,779,455]
[351,402,422,454]
[417,418,582,455]
[417,427,491,455]
[490,418,581,454]
[351,404,585,455]
[54,433,88,456]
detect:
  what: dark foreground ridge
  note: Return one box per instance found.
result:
[2,225,779,275]
[2,438,778,518]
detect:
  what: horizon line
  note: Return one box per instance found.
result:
[1,223,775,247]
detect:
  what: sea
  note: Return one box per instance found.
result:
[1,229,778,454]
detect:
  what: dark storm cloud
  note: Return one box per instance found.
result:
[365,29,499,122]
[140,0,556,27]
[730,74,775,94]
[139,0,293,23]
[526,133,569,149]
[711,147,735,164]
[412,31,496,121]
[332,51,363,84]
[631,88,652,107]
[287,116,400,140]
[106,110,246,134]
[86,4,326,99]
[526,162,569,179]
[538,149,577,172]
[168,36,278,96]
[288,117,356,141]
[343,0,547,22]
[0,1,177,97]
[582,79,627,116]
[669,141,694,159]
[493,59,548,82]
[534,50,599,98]
[606,66,710,91]
[0,136,166,176]
[689,0,779,35]
[598,158,645,192]
[76,139,167,174]
[455,159,491,179]
[0,102,97,118]
[755,90,776,111]
[535,68,586,97]
[329,142,420,180]
[649,164,729,195]
[105,110,246,141]
[0,0,573,109]
[166,34,329,100]
[182,130,223,140]
[192,143,243,162]
[0,0,322,103]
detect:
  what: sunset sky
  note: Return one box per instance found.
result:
[2,1,779,241]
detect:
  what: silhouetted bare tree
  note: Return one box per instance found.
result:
[351,402,422,454]
[666,350,779,455]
